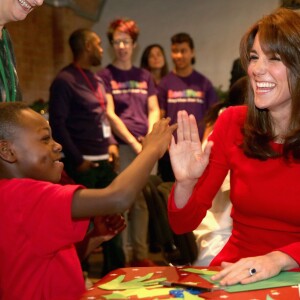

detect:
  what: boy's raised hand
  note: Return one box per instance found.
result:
[169,110,213,184]
[141,117,177,158]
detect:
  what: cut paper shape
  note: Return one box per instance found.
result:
[102,288,206,299]
[98,273,167,291]
[182,268,218,276]
[102,287,173,299]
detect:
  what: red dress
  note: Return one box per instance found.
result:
[168,106,300,267]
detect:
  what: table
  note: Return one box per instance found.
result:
[80,266,300,299]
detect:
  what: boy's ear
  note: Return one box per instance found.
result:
[0,140,16,163]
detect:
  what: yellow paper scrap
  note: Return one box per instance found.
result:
[102,287,173,299]
[182,268,218,276]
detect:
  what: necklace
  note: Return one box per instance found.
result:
[0,28,17,101]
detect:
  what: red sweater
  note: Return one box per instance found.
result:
[0,178,89,299]
[168,106,300,267]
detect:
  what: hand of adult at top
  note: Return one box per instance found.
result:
[169,110,213,208]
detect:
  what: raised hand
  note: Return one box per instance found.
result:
[142,117,177,159]
[170,110,213,184]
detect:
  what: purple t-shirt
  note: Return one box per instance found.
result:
[49,64,112,166]
[98,64,156,143]
[158,70,218,138]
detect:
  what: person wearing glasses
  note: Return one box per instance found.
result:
[98,18,160,267]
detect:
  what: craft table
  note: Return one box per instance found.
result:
[80,266,300,299]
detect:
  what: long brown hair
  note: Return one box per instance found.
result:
[240,8,300,160]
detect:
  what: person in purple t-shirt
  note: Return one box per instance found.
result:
[157,32,219,182]
[98,18,160,267]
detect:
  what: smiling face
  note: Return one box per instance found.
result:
[171,42,194,73]
[248,33,292,116]
[0,0,44,28]
[9,109,64,183]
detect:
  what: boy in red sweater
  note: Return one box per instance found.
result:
[0,102,176,299]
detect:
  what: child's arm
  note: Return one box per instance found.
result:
[71,118,177,218]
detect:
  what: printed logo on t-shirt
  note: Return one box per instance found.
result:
[167,89,204,104]
[111,80,148,95]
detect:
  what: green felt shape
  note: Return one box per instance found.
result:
[98,273,167,291]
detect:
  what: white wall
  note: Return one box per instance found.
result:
[93,0,279,91]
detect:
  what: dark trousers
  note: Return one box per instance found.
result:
[63,157,125,276]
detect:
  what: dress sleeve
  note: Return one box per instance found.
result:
[277,243,300,267]
[168,108,236,234]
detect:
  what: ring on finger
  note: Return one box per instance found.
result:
[249,268,256,276]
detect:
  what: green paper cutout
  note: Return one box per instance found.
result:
[201,271,300,293]
[182,268,218,276]
[98,273,167,291]
[266,295,275,300]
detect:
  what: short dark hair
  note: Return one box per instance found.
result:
[171,32,195,64]
[69,28,94,59]
[0,102,29,140]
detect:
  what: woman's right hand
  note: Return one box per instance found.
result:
[169,110,213,185]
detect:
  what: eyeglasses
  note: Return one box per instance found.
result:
[112,39,132,47]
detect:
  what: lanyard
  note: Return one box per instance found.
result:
[75,64,105,110]
[0,29,16,102]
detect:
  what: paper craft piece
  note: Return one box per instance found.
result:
[182,268,218,276]
[182,291,205,300]
[201,271,300,293]
[102,287,173,299]
[266,295,275,300]
[102,287,206,299]
[98,273,167,291]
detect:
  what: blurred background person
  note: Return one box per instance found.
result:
[157,32,218,182]
[98,18,160,267]
[140,44,169,87]
[0,0,44,102]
